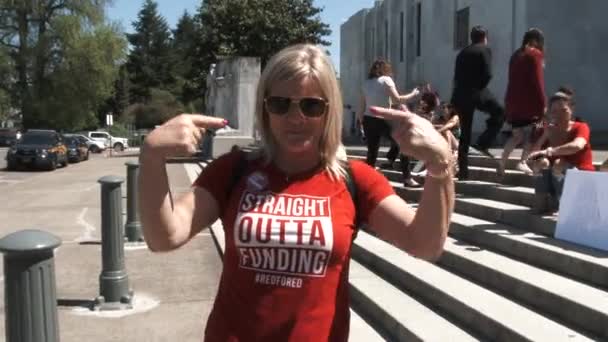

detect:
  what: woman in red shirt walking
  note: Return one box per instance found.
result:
[527,89,594,214]
[499,28,546,176]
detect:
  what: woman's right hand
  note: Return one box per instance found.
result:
[141,114,228,161]
[369,106,451,168]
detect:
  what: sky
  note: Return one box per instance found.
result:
[105,0,376,74]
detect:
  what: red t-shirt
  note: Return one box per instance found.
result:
[560,122,595,171]
[194,151,395,341]
[504,47,546,123]
[537,121,594,171]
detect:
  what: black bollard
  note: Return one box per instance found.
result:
[96,175,133,310]
[0,229,61,342]
[125,161,143,242]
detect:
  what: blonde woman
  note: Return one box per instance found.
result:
[138,44,453,341]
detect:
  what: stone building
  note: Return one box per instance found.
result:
[340,0,608,145]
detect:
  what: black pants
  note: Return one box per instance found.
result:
[362,116,411,180]
[452,88,504,175]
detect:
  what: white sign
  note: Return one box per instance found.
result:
[555,170,608,251]
[106,114,113,126]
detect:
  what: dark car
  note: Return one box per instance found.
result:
[6,130,69,171]
[0,128,19,147]
[63,135,89,162]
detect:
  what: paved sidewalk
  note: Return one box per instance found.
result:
[0,154,222,342]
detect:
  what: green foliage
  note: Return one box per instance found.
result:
[0,0,126,131]
[197,0,330,63]
[108,122,129,138]
[124,88,183,128]
[190,0,331,106]
[172,11,201,106]
[126,0,175,103]
[39,22,127,131]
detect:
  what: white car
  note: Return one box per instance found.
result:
[86,131,129,152]
[65,134,106,153]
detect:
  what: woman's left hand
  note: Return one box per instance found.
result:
[370,106,451,167]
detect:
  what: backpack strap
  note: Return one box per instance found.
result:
[228,151,248,195]
[342,160,361,239]
[227,146,262,195]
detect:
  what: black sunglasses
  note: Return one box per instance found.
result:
[264,96,329,117]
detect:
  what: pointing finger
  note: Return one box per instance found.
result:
[188,114,229,129]
[369,106,414,121]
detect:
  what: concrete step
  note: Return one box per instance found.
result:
[352,231,592,341]
[393,184,556,236]
[348,309,386,342]
[392,178,536,208]
[467,166,534,187]
[349,260,479,341]
[455,181,535,207]
[468,155,602,171]
[346,148,602,173]
[449,213,608,290]
[376,165,534,188]
[440,237,608,339]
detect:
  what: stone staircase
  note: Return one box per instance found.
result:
[343,147,608,341]
[187,147,608,341]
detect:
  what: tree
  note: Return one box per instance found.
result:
[107,64,131,118]
[192,0,331,105]
[172,11,201,107]
[0,0,126,130]
[124,88,184,129]
[126,0,175,103]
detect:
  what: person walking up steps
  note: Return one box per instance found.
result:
[451,25,505,180]
[499,28,546,177]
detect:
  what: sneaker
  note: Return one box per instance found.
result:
[471,144,496,159]
[411,169,428,177]
[515,161,533,175]
[403,178,420,187]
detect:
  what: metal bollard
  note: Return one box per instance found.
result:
[96,175,133,310]
[125,161,143,242]
[0,229,61,342]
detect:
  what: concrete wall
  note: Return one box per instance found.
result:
[340,9,369,137]
[526,0,608,143]
[340,0,608,145]
[416,0,515,133]
[211,57,260,138]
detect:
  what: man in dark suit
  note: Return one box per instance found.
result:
[451,25,504,179]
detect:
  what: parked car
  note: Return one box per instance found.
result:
[86,131,129,152]
[62,135,89,162]
[0,128,20,147]
[6,130,68,171]
[65,133,105,153]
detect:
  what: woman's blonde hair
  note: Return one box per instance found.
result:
[255,44,346,180]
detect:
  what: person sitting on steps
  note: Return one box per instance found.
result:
[433,102,460,174]
[526,87,595,214]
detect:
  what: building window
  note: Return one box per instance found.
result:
[416,2,422,57]
[400,12,404,62]
[385,20,389,57]
[454,7,470,49]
